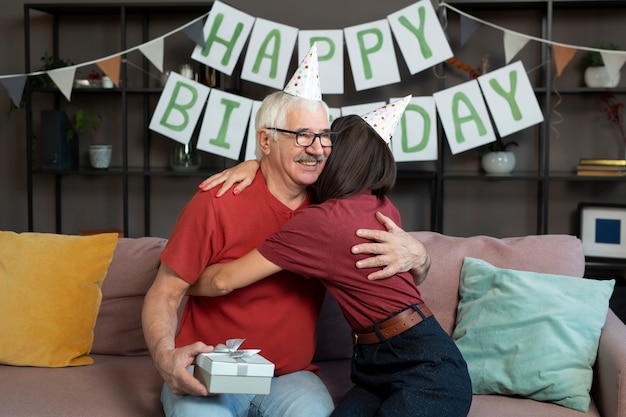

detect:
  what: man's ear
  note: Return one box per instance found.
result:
[258,129,272,155]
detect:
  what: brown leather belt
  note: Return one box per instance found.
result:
[352,304,433,345]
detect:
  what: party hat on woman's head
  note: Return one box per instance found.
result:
[283,43,322,101]
[361,95,412,144]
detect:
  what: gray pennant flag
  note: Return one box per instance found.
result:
[1,75,28,108]
[460,15,481,48]
[183,19,206,48]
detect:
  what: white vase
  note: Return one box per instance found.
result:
[102,76,114,89]
[584,66,620,88]
[89,144,112,169]
[481,151,516,175]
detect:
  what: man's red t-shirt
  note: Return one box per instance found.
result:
[161,170,325,376]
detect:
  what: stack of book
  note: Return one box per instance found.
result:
[576,159,626,176]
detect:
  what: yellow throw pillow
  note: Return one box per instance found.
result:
[0,231,118,367]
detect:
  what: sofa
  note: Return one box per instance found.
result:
[1,232,625,417]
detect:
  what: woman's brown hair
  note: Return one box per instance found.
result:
[315,114,397,202]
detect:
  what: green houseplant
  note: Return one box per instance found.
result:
[32,52,74,89]
[66,108,112,169]
[66,107,102,141]
[483,136,518,153]
[582,42,620,67]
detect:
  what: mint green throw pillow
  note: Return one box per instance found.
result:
[453,257,614,412]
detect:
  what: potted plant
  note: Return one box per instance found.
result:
[581,43,621,88]
[33,52,74,89]
[67,108,111,169]
[480,136,518,175]
[86,69,102,88]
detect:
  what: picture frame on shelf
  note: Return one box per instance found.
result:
[578,203,626,261]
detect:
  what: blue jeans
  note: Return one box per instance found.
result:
[332,313,472,417]
[161,368,334,417]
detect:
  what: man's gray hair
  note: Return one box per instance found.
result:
[253,92,329,161]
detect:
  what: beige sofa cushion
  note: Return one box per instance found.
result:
[0,354,164,417]
[92,237,167,356]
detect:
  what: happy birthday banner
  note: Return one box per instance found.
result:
[3,0,626,161]
[150,0,542,161]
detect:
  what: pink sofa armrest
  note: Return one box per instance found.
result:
[593,309,626,417]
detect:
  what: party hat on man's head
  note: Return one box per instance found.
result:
[283,43,322,101]
[361,95,412,144]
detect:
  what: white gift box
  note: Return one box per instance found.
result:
[194,352,275,395]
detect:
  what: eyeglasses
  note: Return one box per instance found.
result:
[267,127,338,148]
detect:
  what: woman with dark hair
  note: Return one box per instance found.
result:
[315,114,396,201]
[189,99,472,417]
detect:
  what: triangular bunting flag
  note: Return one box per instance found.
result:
[503,31,530,64]
[0,75,28,108]
[96,55,121,87]
[460,15,481,48]
[601,50,626,81]
[552,45,578,77]
[183,19,206,48]
[139,38,164,72]
[47,66,77,101]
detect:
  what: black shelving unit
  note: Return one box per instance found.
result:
[23,1,625,239]
[436,0,626,236]
[24,3,219,237]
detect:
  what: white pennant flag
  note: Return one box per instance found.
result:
[139,38,164,72]
[601,50,626,82]
[47,66,77,101]
[503,31,530,64]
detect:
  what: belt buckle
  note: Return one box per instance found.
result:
[351,332,359,345]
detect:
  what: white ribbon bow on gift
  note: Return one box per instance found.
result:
[213,338,261,359]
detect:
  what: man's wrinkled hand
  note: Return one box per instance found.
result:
[155,341,214,396]
[352,212,430,283]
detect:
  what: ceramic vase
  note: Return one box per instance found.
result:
[481,151,516,175]
[89,144,112,169]
[584,66,620,88]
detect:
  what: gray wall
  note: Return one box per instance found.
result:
[1,0,623,238]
